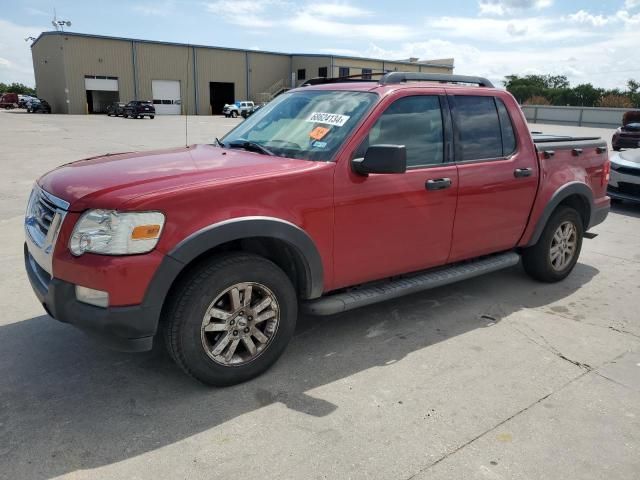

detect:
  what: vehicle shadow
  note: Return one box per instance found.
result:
[0,262,598,479]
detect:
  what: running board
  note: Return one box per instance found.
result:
[303,252,521,316]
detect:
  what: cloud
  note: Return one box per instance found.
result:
[625,0,640,9]
[357,23,640,91]
[478,0,552,16]
[25,7,48,16]
[568,10,610,26]
[286,12,414,40]
[426,15,596,44]
[206,1,412,39]
[132,1,175,17]
[305,3,372,18]
[204,0,284,28]
[0,19,43,86]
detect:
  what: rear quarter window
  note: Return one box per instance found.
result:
[451,95,502,161]
[495,98,517,156]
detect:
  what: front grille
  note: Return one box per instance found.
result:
[615,166,640,177]
[25,185,69,248]
[31,191,57,237]
[618,182,640,197]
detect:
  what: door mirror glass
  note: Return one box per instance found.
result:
[352,144,407,175]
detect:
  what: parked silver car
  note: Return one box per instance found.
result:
[608,149,640,203]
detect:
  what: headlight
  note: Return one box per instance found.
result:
[69,209,165,256]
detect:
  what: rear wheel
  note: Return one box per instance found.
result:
[522,206,583,282]
[163,253,297,386]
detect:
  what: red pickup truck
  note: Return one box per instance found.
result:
[24,73,610,385]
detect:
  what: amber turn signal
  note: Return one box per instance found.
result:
[131,224,161,240]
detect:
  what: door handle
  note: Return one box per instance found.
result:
[425,178,452,190]
[514,168,533,178]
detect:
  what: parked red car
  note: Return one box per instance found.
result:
[0,92,19,109]
[24,73,610,385]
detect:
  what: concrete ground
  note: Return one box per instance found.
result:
[0,110,638,480]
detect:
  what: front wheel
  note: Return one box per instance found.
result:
[150,115,155,119]
[163,253,297,386]
[522,206,584,282]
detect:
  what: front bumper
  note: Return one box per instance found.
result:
[25,244,156,352]
[608,166,640,203]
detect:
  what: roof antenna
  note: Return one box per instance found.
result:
[185,43,189,148]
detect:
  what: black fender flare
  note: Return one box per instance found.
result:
[525,182,593,247]
[139,217,325,327]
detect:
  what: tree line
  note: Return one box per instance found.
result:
[504,75,640,108]
[0,82,36,96]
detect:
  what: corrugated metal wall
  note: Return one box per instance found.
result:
[62,36,136,114]
[195,47,246,115]
[248,52,290,100]
[135,42,194,114]
[291,56,332,87]
[31,33,455,115]
[31,35,67,114]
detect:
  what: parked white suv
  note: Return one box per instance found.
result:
[223,101,255,118]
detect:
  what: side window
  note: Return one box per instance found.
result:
[496,98,517,155]
[452,96,502,161]
[361,95,444,168]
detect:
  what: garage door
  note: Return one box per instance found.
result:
[152,80,181,115]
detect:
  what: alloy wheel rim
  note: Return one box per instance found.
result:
[549,221,577,271]
[201,282,280,366]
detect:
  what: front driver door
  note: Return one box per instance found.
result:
[332,91,459,290]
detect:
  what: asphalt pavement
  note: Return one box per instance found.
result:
[0,110,638,479]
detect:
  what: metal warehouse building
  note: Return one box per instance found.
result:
[31,31,454,115]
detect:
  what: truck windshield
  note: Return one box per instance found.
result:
[220,90,378,161]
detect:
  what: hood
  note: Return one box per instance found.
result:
[38,144,318,211]
[614,149,640,165]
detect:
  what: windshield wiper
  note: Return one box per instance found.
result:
[214,137,225,148]
[227,140,274,156]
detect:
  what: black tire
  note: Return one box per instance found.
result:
[163,253,297,386]
[613,147,621,151]
[522,206,584,283]
[150,115,155,119]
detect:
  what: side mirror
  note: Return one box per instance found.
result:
[352,144,407,175]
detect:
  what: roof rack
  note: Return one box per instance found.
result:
[379,72,494,88]
[301,72,495,88]
[301,73,385,86]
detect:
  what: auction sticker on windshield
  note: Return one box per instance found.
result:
[306,112,350,127]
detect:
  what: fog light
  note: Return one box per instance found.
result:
[75,285,109,308]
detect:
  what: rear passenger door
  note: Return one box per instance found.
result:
[447,93,538,262]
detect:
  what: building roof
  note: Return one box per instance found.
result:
[31,31,454,70]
